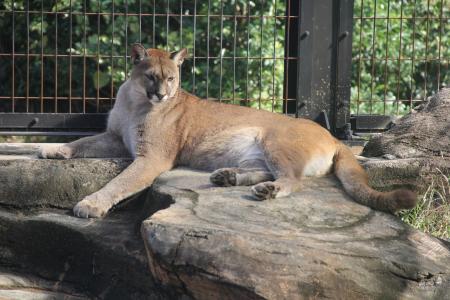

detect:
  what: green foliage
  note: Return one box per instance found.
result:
[1,1,449,116]
[352,0,450,115]
[0,0,286,113]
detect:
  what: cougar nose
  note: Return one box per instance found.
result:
[156,93,166,100]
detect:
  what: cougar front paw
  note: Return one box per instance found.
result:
[39,145,72,159]
[73,195,109,218]
[210,168,237,186]
[251,182,280,200]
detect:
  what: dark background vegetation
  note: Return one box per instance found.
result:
[0,0,449,115]
[0,0,286,114]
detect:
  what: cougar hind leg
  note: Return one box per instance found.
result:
[210,159,274,187]
[251,178,302,200]
[250,136,306,200]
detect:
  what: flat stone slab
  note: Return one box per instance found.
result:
[142,169,450,300]
[0,158,130,209]
[0,270,88,300]
[0,204,175,299]
[0,155,176,299]
[0,150,449,299]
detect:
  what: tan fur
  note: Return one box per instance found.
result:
[40,44,417,218]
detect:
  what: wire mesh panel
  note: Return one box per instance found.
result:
[352,0,450,116]
[0,0,296,124]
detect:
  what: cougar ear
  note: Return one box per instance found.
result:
[170,48,188,66]
[131,43,148,65]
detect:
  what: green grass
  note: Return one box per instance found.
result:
[399,170,450,240]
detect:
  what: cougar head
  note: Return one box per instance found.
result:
[130,43,187,104]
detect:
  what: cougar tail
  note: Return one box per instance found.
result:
[333,144,417,213]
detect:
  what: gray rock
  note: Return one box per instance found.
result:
[0,270,88,299]
[362,157,450,194]
[363,88,450,158]
[1,152,449,299]
[0,156,178,299]
[0,200,178,299]
[0,158,130,209]
[142,168,450,300]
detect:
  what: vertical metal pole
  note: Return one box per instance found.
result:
[219,0,224,102]
[11,0,15,113]
[69,0,73,113]
[96,0,101,112]
[286,0,353,135]
[271,0,278,112]
[124,0,129,79]
[82,0,87,113]
[40,0,44,112]
[334,0,354,134]
[192,0,197,94]
[54,1,59,113]
[26,0,30,112]
[206,0,211,99]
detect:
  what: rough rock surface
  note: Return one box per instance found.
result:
[361,157,450,194]
[363,88,450,158]
[0,158,130,209]
[0,270,88,299]
[142,169,450,300]
[0,157,177,299]
[0,153,449,299]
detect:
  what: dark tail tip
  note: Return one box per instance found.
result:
[390,189,417,212]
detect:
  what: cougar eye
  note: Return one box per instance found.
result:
[167,76,174,82]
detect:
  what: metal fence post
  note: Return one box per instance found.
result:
[284,0,354,135]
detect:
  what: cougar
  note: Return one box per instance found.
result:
[40,44,417,218]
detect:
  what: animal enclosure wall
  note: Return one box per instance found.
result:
[0,1,293,117]
[0,0,449,134]
[352,0,450,116]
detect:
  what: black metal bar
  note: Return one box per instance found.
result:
[82,0,87,113]
[206,0,211,99]
[291,0,353,134]
[423,0,431,98]
[139,0,142,42]
[152,0,155,47]
[192,0,197,94]
[368,0,377,115]
[284,0,299,115]
[0,113,108,130]
[333,0,354,134]
[125,0,129,79]
[260,0,266,111]
[245,0,250,107]
[110,0,115,110]
[395,0,404,115]
[11,0,15,113]
[272,0,278,112]
[382,0,391,115]
[356,0,363,116]
[232,0,237,105]
[26,0,30,112]
[69,0,73,113]
[0,131,100,136]
[218,0,224,101]
[40,0,44,113]
[54,0,59,113]
[166,0,169,50]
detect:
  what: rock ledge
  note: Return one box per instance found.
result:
[142,169,450,300]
